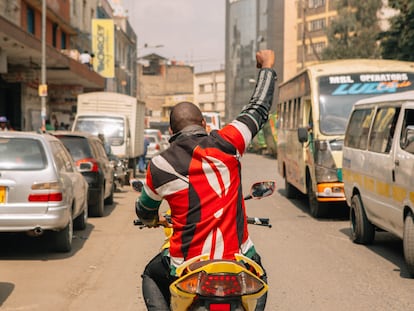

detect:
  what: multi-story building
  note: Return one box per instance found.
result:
[97,0,137,97]
[295,0,336,71]
[0,0,105,130]
[0,0,137,130]
[225,0,284,122]
[194,70,225,123]
[137,53,194,125]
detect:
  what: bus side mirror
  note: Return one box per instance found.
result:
[402,125,414,151]
[298,127,308,143]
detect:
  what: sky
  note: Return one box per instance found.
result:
[121,0,226,73]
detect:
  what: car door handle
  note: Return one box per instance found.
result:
[395,159,399,166]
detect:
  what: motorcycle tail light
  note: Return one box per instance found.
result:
[210,303,230,311]
[176,271,264,297]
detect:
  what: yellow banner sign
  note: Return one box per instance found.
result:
[92,19,114,78]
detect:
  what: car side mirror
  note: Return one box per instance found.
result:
[298,127,308,143]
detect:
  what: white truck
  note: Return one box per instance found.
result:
[72,92,145,177]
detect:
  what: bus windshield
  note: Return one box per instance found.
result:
[318,72,414,135]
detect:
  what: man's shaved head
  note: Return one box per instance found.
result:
[169,102,204,134]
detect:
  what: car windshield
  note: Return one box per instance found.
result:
[318,72,414,135]
[0,138,46,170]
[74,117,124,146]
[57,136,93,161]
[145,136,157,143]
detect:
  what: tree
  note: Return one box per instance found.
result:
[322,0,383,60]
[380,0,414,61]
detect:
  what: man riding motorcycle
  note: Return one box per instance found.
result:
[136,49,277,311]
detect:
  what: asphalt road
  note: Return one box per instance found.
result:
[0,153,414,310]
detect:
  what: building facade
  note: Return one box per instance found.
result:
[137,53,194,124]
[225,0,284,122]
[295,0,336,71]
[0,0,105,130]
[194,70,225,123]
[0,0,137,130]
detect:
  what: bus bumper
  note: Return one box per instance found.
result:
[316,182,346,202]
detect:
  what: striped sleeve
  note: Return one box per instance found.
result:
[237,68,277,137]
[219,68,277,154]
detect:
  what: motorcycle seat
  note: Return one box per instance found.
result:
[188,259,246,272]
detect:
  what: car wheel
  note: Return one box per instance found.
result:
[105,182,114,205]
[53,216,73,253]
[350,194,375,244]
[307,177,325,218]
[90,187,105,217]
[74,207,87,230]
[403,213,414,277]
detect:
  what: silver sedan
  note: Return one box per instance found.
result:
[0,131,89,252]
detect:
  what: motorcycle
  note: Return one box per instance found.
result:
[132,180,275,311]
[108,154,129,191]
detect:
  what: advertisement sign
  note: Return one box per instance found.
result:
[92,19,114,78]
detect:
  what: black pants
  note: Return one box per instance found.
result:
[141,252,267,311]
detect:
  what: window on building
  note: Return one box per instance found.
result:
[199,85,205,93]
[308,0,325,8]
[306,42,326,55]
[61,32,67,49]
[52,23,58,47]
[27,6,35,34]
[308,18,326,32]
[142,59,161,75]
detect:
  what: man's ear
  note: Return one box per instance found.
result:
[169,127,173,135]
[201,119,207,129]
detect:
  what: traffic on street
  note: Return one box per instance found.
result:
[0,153,413,311]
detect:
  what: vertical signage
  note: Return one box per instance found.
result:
[92,19,114,78]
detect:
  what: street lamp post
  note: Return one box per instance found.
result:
[40,0,47,130]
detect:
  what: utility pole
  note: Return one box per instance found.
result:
[40,0,47,131]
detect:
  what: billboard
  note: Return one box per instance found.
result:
[92,19,114,78]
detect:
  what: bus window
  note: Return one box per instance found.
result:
[277,59,414,218]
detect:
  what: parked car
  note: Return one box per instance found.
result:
[144,129,164,159]
[343,90,414,276]
[0,131,89,252]
[53,131,115,217]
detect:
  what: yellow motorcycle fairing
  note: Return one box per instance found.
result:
[169,254,268,311]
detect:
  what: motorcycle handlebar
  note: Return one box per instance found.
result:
[133,215,271,228]
[246,217,272,228]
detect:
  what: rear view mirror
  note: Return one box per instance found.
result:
[250,181,276,199]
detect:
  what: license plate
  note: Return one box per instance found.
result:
[0,186,6,203]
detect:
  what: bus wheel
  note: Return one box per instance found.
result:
[403,212,414,277]
[307,178,325,218]
[350,194,374,244]
[284,177,296,199]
